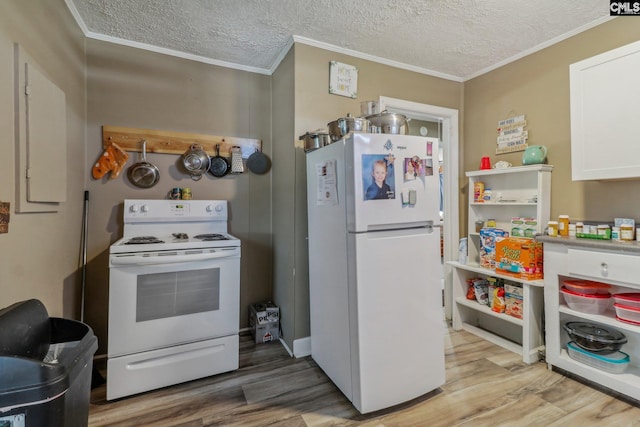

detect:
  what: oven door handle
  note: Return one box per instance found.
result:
[110,251,237,266]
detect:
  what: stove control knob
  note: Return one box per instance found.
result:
[140,204,150,213]
[206,204,223,214]
[129,204,139,213]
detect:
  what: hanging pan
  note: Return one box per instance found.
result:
[127,139,160,188]
[247,149,271,174]
[209,144,230,178]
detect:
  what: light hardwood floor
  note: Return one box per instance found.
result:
[89,324,640,427]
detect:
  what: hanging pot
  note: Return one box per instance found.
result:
[247,149,271,174]
[209,144,230,178]
[127,139,160,188]
[182,143,210,181]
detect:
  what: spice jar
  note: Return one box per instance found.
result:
[558,215,570,237]
[620,224,634,241]
[568,223,576,237]
[547,221,558,237]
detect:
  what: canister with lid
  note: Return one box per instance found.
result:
[474,181,485,202]
[620,224,634,241]
[559,215,570,237]
[547,221,558,237]
[576,222,584,235]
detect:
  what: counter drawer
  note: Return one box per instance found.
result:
[567,248,640,285]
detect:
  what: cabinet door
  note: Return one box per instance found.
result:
[570,40,640,181]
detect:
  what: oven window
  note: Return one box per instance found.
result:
[136,268,220,322]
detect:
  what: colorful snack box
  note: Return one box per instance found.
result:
[495,237,543,280]
[479,228,509,269]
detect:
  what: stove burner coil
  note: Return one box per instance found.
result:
[193,234,229,241]
[124,236,164,244]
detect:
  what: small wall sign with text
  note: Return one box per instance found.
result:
[329,61,358,98]
[496,115,528,154]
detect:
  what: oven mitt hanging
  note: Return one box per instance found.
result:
[92,142,129,179]
[230,146,244,174]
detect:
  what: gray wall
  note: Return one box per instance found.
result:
[0,0,86,318]
[271,49,297,348]
[84,40,273,353]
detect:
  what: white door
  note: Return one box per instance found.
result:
[346,133,440,232]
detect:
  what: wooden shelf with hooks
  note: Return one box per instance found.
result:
[102,126,262,159]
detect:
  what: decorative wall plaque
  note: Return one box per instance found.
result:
[329,61,358,98]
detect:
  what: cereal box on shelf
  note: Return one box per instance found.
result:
[479,228,509,269]
[495,237,543,280]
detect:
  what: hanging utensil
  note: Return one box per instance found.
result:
[182,143,211,181]
[209,144,230,178]
[127,139,160,188]
[230,146,244,174]
[247,149,271,174]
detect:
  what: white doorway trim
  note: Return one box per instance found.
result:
[378,97,459,320]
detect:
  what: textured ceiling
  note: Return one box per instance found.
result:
[65,0,612,81]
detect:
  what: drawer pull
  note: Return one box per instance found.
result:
[601,262,608,276]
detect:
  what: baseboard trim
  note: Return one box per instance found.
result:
[293,336,311,358]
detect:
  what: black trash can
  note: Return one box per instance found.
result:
[0,299,98,427]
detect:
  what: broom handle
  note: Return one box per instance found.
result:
[81,190,89,322]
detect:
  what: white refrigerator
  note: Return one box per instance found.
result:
[306,132,445,414]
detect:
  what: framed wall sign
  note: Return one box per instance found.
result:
[329,61,358,98]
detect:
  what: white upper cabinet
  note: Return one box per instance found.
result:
[570,40,640,181]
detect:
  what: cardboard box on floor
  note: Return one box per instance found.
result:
[249,301,280,343]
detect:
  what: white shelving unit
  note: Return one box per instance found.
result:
[543,240,640,400]
[448,164,552,364]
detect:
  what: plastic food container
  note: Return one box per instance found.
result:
[560,287,611,314]
[567,341,629,374]
[563,279,611,295]
[614,303,640,324]
[563,322,627,354]
[613,293,640,309]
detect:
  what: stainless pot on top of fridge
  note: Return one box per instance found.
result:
[366,111,410,135]
[327,114,370,142]
[300,131,331,152]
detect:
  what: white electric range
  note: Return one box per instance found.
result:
[107,199,241,400]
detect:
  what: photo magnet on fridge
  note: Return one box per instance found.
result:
[362,154,395,200]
